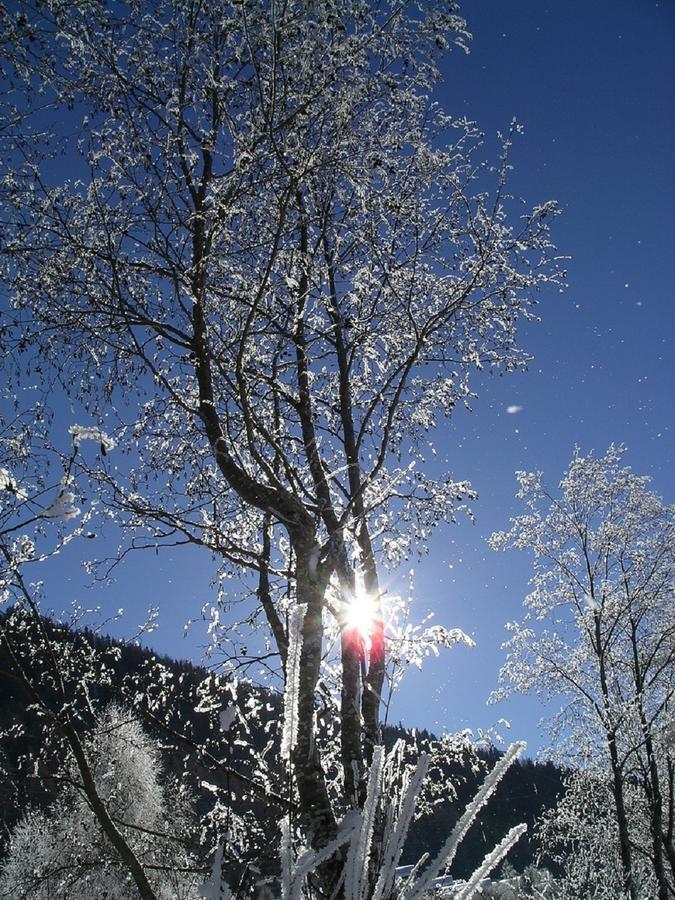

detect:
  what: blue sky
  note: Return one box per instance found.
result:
[27,0,675,757]
[387,0,675,753]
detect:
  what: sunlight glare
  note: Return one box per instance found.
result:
[344,588,377,639]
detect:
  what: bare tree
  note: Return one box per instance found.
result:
[491,447,675,899]
[1,0,560,888]
[0,484,165,899]
[0,703,200,900]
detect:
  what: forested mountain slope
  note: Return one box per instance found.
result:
[0,617,563,880]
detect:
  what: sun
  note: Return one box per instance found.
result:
[344,588,377,640]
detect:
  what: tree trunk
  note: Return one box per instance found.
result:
[607,733,639,900]
[292,540,339,858]
[358,524,385,764]
[64,723,159,900]
[641,727,672,898]
[591,600,638,900]
[341,621,365,805]
[322,236,385,766]
[665,757,675,887]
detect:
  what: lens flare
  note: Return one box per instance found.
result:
[344,588,377,639]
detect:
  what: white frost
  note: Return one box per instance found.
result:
[44,490,80,521]
[281,604,307,759]
[0,467,27,499]
[69,424,116,452]
[584,591,598,611]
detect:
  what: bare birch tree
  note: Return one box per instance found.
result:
[1,0,560,888]
[491,447,675,899]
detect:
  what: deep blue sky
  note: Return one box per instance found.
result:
[34,0,675,757]
[390,0,675,753]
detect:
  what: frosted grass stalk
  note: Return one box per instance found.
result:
[454,824,527,900]
[402,852,429,890]
[283,822,357,900]
[402,741,526,899]
[281,604,307,760]
[371,751,430,900]
[344,745,385,899]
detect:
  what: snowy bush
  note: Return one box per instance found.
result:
[0,705,200,900]
[537,771,656,900]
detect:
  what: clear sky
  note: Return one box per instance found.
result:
[30,0,675,758]
[388,0,675,753]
